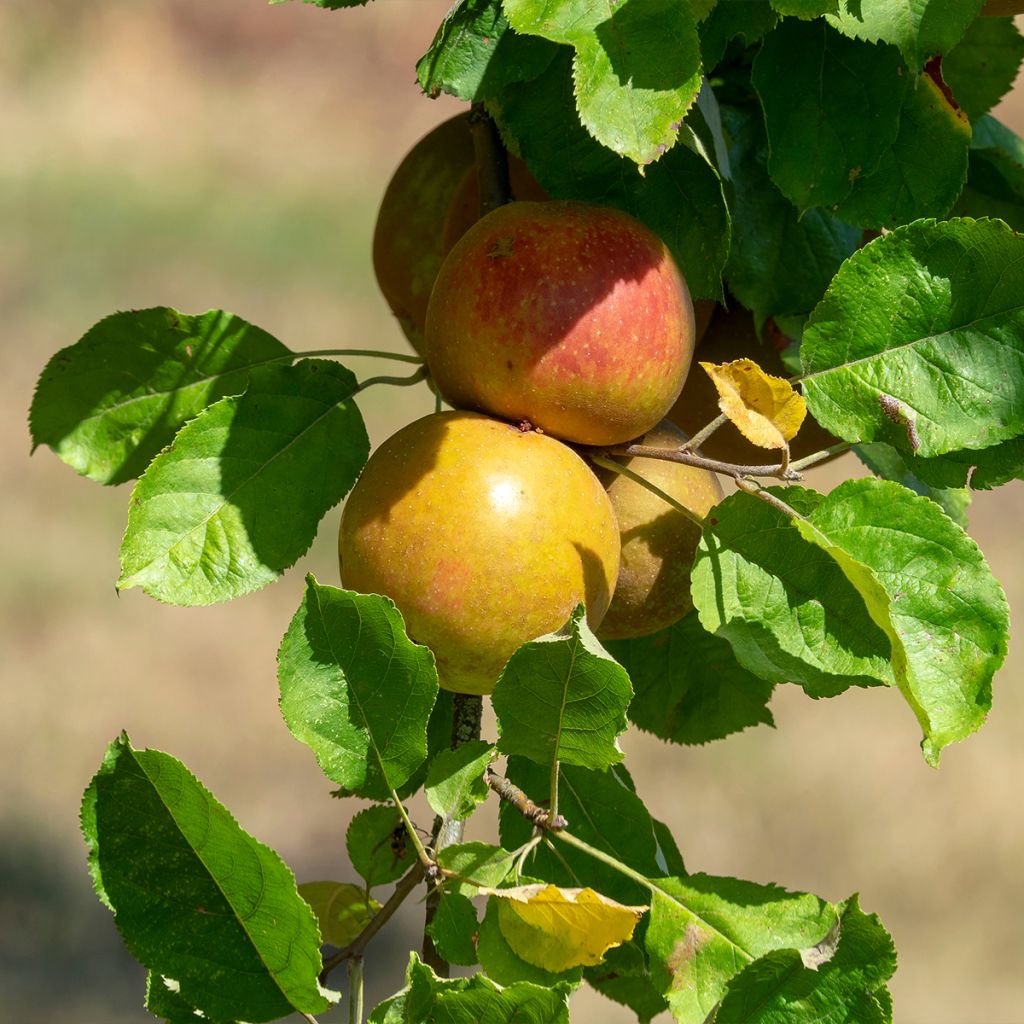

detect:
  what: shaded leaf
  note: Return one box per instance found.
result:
[943,14,1024,120]
[278,577,439,801]
[701,358,807,448]
[584,938,667,1024]
[117,359,368,605]
[346,805,412,889]
[426,893,480,967]
[700,2,777,73]
[145,973,237,1024]
[30,308,289,486]
[439,843,517,898]
[771,0,837,14]
[954,114,1024,230]
[883,436,1024,492]
[298,881,378,947]
[81,735,333,1022]
[425,740,494,821]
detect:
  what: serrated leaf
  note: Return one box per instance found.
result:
[30,308,290,486]
[793,478,1008,764]
[752,20,907,212]
[800,218,1024,459]
[645,874,839,1024]
[499,759,664,906]
[492,605,631,772]
[606,611,776,746]
[490,49,730,299]
[117,359,368,605]
[482,885,646,971]
[426,892,480,967]
[416,0,557,100]
[503,0,703,166]
[425,740,494,821]
[145,973,237,1024]
[81,734,334,1022]
[834,70,971,229]
[955,114,1024,230]
[721,100,861,325]
[883,436,1024,491]
[701,358,807,448]
[298,881,379,947]
[700,1,777,72]
[715,897,896,1023]
[278,577,439,801]
[346,805,414,889]
[691,490,893,698]
[827,0,983,69]
[943,15,1024,120]
[585,938,667,1024]
[439,843,517,898]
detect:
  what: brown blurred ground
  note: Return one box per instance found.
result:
[2,3,1022,1021]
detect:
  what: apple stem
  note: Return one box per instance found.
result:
[681,412,729,453]
[469,103,511,216]
[355,364,431,393]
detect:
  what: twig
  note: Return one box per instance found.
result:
[680,412,728,453]
[347,957,364,1024]
[734,477,806,520]
[468,103,511,215]
[788,441,854,472]
[485,767,568,830]
[607,442,802,482]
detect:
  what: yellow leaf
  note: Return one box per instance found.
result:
[298,881,379,947]
[699,358,807,449]
[481,884,647,970]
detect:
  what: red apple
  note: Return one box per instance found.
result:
[425,201,695,447]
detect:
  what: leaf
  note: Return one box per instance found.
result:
[691,490,894,699]
[29,308,289,486]
[700,2,777,72]
[498,759,665,905]
[645,874,839,1024]
[585,939,667,1024]
[298,881,379,947]
[346,805,412,889]
[827,0,984,69]
[884,436,1024,492]
[855,442,971,527]
[490,49,730,299]
[720,99,861,325]
[438,843,517,898]
[752,20,907,212]
[425,741,494,822]
[478,897,585,987]
[606,611,776,746]
[800,218,1024,459]
[117,359,368,605]
[481,884,646,971]
[145,973,238,1024]
[503,0,704,166]
[700,358,807,448]
[81,734,334,1022]
[715,897,896,1023]
[833,69,971,229]
[492,606,631,772]
[942,15,1024,120]
[793,478,1008,765]
[416,0,557,100]
[771,0,837,16]
[278,577,439,801]
[954,114,1024,230]
[426,892,480,967]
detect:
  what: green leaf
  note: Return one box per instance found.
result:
[943,15,1024,120]
[416,0,557,100]
[298,881,378,947]
[499,759,664,905]
[278,577,439,801]
[883,436,1024,491]
[29,308,289,486]
[715,897,896,1023]
[855,442,971,527]
[699,2,777,73]
[794,478,1008,765]
[438,843,516,898]
[833,69,971,229]
[645,874,839,1024]
[771,0,837,16]
[691,490,893,698]
[492,606,631,772]
[585,938,667,1024]
[117,359,368,605]
[503,0,703,166]
[426,892,480,967]
[752,20,907,212]
[81,734,333,1022]
[490,49,730,299]
[146,973,237,1024]
[828,0,983,69]
[954,114,1024,230]
[720,99,861,325]
[607,611,776,746]
[425,740,494,821]
[478,896,584,987]
[346,805,412,889]
[800,218,1024,458]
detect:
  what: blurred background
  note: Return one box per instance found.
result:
[3,1,1023,1021]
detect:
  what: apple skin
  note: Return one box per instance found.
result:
[669,305,841,466]
[594,420,724,641]
[425,201,695,447]
[339,411,621,695]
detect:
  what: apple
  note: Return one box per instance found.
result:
[669,305,841,466]
[425,201,695,447]
[594,420,723,641]
[339,411,621,695]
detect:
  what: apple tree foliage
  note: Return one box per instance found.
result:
[28,0,1024,1021]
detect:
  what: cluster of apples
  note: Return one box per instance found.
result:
[340,114,732,695]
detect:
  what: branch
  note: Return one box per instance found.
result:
[606,442,803,482]
[485,767,568,831]
[469,103,511,215]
